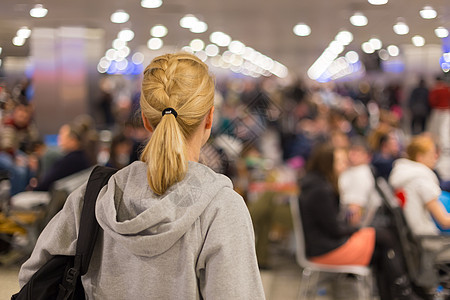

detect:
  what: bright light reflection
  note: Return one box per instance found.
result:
[378,49,389,60]
[345,51,359,63]
[336,31,353,45]
[132,52,145,64]
[17,27,31,39]
[118,29,134,41]
[412,35,425,47]
[229,40,245,54]
[13,36,25,46]
[195,50,208,62]
[30,4,48,18]
[293,23,311,36]
[368,0,388,5]
[210,31,231,47]
[151,25,168,37]
[180,14,198,29]
[141,0,162,8]
[369,38,382,50]
[387,45,399,56]
[205,44,219,56]
[419,6,437,19]
[113,39,126,50]
[350,12,368,26]
[362,42,375,54]
[110,10,129,24]
[190,39,205,51]
[190,21,208,33]
[435,27,449,38]
[147,38,163,50]
[393,22,409,35]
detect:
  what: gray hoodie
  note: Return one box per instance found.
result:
[19,161,265,299]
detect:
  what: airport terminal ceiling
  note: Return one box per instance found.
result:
[0,0,449,74]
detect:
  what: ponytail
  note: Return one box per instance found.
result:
[140,53,214,195]
[141,112,188,195]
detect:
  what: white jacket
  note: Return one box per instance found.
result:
[389,158,441,235]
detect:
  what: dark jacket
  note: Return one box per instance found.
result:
[299,172,357,257]
[35,150,91,191]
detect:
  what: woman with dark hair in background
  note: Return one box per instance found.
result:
[299,143,420,300]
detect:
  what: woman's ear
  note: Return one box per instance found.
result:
[141,111,154,133]
[205,107,214,130]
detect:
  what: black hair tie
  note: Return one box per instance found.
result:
[162,107,178,118]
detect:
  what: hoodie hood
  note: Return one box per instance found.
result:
[95,160,232,257]
[389,158,439,189]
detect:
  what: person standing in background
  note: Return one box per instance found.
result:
[408,78,430,135]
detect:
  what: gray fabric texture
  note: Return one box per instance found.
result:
[19,161,265,299]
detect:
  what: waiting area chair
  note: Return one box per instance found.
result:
[289,196,373,300]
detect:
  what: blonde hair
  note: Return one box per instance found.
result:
[140,52,215,195]
[406,134,435,161]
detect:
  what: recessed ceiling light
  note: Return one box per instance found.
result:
[335,31,353,45]
[190,21,208,33]
[369,38,382,50]
[412,35,425,47]
[362,42,375,54]
[419,6,437,19]
[150,25,168,38]
[118,29,134,42]
[368,0,388,5]
[435,27,449,38]
[179,14,198,29]
[12,36,26,46]
[350,12,368,26]
[387,45,399,56]
[132,52,145,64]
[190,39,205,52]
[17,26,32,39]
[30,4,48,18]
[293,23,311,37]
[141,0,162,9]
[345,51,359,64]
[147,38,163,50]
[110,10,129,24]
[393,21,409,35]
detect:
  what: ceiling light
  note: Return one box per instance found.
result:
[147,38,163,50]
[393,21,409,35]
[368,0,388,5]
[118,29,134,41]
[179,14,198,29]
[435,27,449,38]
[369,38,382,50]
[17,26,32,39]
[210,31,231,47]
[190,39,205,51]
[110,10,129,24]
[30,4,48,18]
[117,46,130,58]
[378,49,389,60]
[106,49,119,60]
[190,21,208,33]
[205,44,219,56]
[345,51,359,63]
[328,41,344,55]
[112,39,126,49]
[412,35,425,47]
[195,51,208,62]
[362,42,375,54]
[132,52,145,64]
[150,25,168,37]
[335,31,353,45]
[293,23,311,37]
[350,12,368,26]
[419,6,437,19]
[141,0,162,8]
[12,36,26,46]
[229,40,245,55]
[387,45,399,56]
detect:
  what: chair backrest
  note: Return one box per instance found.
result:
[289,195,310,268]
[37,167,94,232]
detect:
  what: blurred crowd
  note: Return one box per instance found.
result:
[0,71,449,272]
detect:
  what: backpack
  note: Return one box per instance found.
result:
[11,165,117,300]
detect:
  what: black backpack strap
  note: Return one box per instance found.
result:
[61,166,117,299]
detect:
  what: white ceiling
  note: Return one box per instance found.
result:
[0,0,449,74]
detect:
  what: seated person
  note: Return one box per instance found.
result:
[339,137,381,226]
[105,133,133,169]
[299,143,420,300]
[389,134,449,235]
[34,122,92,191]
[368,125,400,180]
